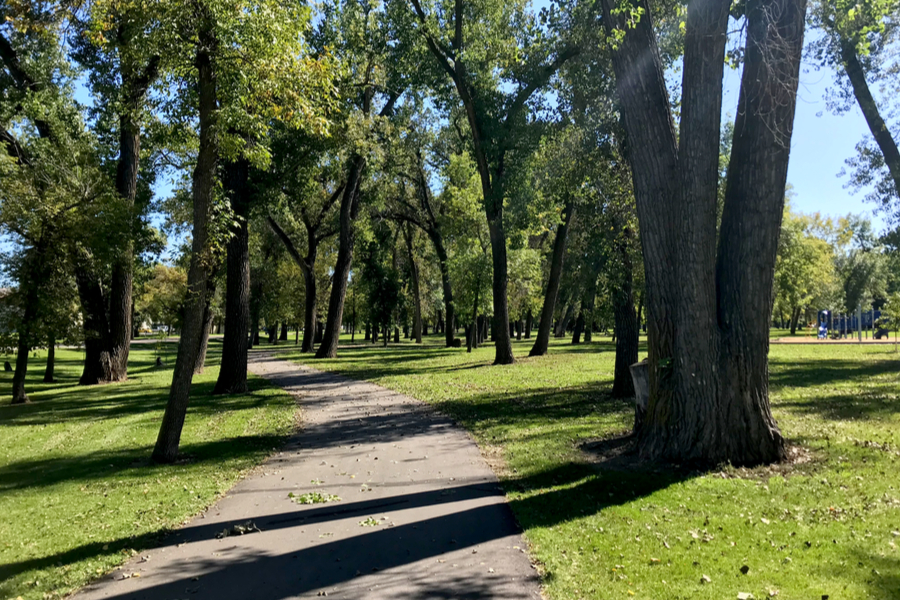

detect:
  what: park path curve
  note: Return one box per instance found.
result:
[75,351,540,600]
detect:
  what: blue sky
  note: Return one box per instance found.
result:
[721,51,883,230]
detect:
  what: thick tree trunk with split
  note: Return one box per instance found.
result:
[153,23,218,463]
[75,262,115,385]
[531,199,575,356]
[602,0,804,465]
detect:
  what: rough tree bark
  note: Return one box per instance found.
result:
[531,199,575,356]
[214,158,251,394]
[601,0,805,465]
[152,17,218,463]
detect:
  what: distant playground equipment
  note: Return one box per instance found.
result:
[816,307,889,340]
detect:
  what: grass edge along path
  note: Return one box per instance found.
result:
[0,343,297,600]
[273,334,900,600]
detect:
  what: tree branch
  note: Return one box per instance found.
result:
[266,215,309,275]
[504,45,580,129]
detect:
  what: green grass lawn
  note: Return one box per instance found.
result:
[0,341,296,600]
[272,333,900,600]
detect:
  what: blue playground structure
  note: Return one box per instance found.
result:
[817,308,886,339]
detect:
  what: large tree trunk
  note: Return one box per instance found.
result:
[214,159,250,394]
[838,39,900,197]
[153,23,218,463]
[487,216,515,364]
[602,0,803,465]
[75,262,114,385]
[531,199,575,356]
[43,334,55,383]
[713,0,805,464]
[316,159,364,359]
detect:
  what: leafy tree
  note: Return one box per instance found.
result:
[400,0,581,364]
[809,0,900,223]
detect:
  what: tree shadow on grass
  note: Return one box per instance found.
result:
[0,433,286,492]
[769,357,900,421]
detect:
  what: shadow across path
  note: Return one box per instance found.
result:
[72,353,541,600]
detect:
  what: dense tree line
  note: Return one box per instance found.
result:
[4,0,898,467]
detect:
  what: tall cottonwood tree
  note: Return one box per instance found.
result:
[153,0,331,462]
[71,0,163,384]
[601,0,807,465]
[314,0,403,359]
[401,0,580,364]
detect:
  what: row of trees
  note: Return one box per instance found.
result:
[3,0,899,467]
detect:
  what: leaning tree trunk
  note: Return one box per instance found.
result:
[487,212,515,364]
[153,24,218,463]
[316,159,364,359]
[11,324,30,404]
[193,278,216,374]
[531,199,575,356]
[43,334,55,383]
[556,302,575,338]
[214,159,250,394]
[838,38,900,198]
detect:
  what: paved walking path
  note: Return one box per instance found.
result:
[75,352,540,600]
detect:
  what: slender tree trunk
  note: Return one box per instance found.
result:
[193,278,216,374]
[11,325,30,404]
[316,159,364,359]
[43,334,55,383]
[531,200,575,356]
[153,23,218,463]
[487,214,515,364]
[429,232,456,347]
[405,227,423,343]
[838,39,900,197]
[365,322,371,341]
[572,311,585,345]
[611,240,639,398]
[524,310,533,339]
[214,159,250,394]
[556,303,575,338]
[789,306,801,335]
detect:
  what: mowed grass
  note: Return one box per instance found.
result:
[273,333,900,600]
[0,340,296,600]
